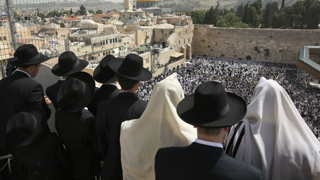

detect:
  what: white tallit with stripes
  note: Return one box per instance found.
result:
[226,77,320,180]
[120,73,197,180]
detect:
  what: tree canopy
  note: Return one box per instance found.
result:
[190,0,320,29]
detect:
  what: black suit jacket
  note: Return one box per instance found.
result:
[55,109,101,180]
[10,132,69,180]
[96,92,147,180]
[46,79,65,110]
[87,84,120,117]
[0,71,51,151]
[155,142,261,180]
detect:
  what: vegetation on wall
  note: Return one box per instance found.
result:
[190,0,320,29]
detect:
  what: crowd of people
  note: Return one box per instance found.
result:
[0,44,319,180]
[139,56,320,137]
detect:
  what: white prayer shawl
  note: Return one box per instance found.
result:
[120,73,197,180]
[226,77,320,180]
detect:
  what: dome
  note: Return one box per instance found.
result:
[79,19,97,25]
[154,23,174,30]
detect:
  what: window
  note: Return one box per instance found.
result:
[188,38,190,42]
[184,39,185,44]
[3,36,7,40]
[0,37,2,41]
[179,40,180,45]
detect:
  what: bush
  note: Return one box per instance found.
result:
[246,55,252,60]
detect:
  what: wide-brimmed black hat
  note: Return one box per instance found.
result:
[51,51,88,76]
[108,54,152,81]
[10,44,50,66]
[177,81,247,128]
[6,107,46,147]
[57,72,95,113]
[93,55,118,83]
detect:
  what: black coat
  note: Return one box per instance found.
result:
[55,109,101,180]
[10,132,69,180]
[46,79,65,110]
[155,142,261,180]
[0,71,51,151]
[87,84,120,117]
[96,92,147,180]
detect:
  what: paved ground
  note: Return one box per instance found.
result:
[33,63,59,133]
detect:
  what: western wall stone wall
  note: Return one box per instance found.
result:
[193,25,320,64]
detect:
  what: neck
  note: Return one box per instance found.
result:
[197,134,223,144]
[17,68,31,77]
[121,89,136,93]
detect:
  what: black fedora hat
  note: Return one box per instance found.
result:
[57,72,95,113]
[177,81,247,128]
[6,107,46,147]
[51,51,88,76]
[10,44,50,66]
[108,54,152,81]
[93,55,118,83]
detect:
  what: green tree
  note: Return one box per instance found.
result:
[96,9,103,14]
[70,8,73,15]
[242,2,249,24]
[236,3,244,18]
[79,5,86,15]
[281,0,285,10]
[190,10,206,24]
[60,22,65,28]
[261,2,278,28]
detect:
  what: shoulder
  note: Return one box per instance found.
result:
[217,153,261,179]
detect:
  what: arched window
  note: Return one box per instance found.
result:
[0,37,2,41]
[3,36,6,40]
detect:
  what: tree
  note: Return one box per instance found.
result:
[96,9,103,14]
[281,0,285,10]
[79,5,86,15]
[236,3,244,18]
[190,10,206,24]
[261,2,278,28]
[88,9,95,14]
[70,8,73,15]
[60,22,65,28]
[242,2,249,24]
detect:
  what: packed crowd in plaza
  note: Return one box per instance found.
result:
[139,56,320,137]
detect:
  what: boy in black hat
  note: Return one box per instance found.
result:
[155,81,261,180]
[87,55,120,117]
[6,107,70,180]
[46,51,88,110]
[55,72,101,180]
[96,54,152,180]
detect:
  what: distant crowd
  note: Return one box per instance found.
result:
[139,56,320,137]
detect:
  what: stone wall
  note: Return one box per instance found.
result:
[174,25,194,54]
[136,27,153,45]
[193,25,320,64]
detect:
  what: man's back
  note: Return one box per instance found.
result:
[87,84,120,116]
[96,92,147,180]
[46,80,65,110]
[0,71,50,151]
[155,143,261,180]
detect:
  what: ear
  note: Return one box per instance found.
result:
[194,126,197,129]
[224,127,229,131]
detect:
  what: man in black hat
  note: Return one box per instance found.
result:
[6,106,70,180]
[96,54,152,180]
[87,55,120,117]
[155,82,261,180]
[46,51,88,110]
[0,44,52,179]
[0,44,51,151]
[55,72,101,180]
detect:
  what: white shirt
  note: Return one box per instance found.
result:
[13,69,31,78]
[195,138,223,149]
